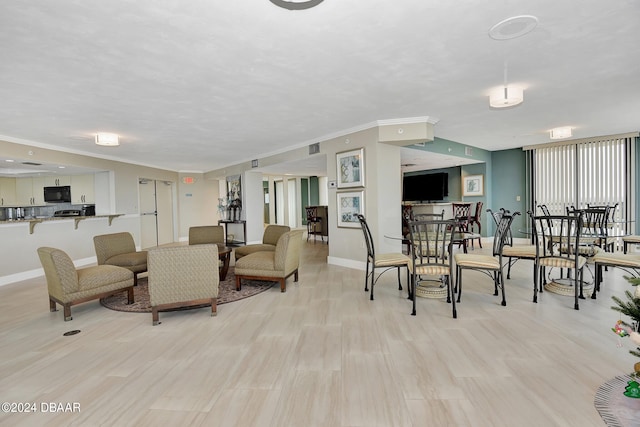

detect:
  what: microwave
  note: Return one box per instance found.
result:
[44,186,72,203]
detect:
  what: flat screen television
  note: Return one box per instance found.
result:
[44,186,72,203]
[402,172,448,202]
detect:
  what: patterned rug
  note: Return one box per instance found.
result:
[100,267,274,313]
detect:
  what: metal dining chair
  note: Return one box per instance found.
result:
[357,214,411,301]
[454,211,518,308]
[407,218,457,318]
[530,213,587,310]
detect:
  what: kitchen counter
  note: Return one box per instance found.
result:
[0,214,123,234]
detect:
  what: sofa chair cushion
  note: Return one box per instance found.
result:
[234,224,290,260]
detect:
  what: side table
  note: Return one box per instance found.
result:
[218,220,247,246]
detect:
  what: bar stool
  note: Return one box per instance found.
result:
[305,206,323,242]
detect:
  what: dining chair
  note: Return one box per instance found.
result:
[468,201,483,249]
[530,213,587,310]
[453,211,518,308]
[452,202,472,253]
[593,250,640,299]
[498,211,538,280]
[357,214,411,301]
[406,218,457,318]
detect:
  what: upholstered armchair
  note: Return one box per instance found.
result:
[189,225,225,245]
[234,224,291,260]
[235,229,303,292]
[37,247,134,321]
[147,244,220,325]
[93,232,148,286]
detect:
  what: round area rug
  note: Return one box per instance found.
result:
[100,267,274,313]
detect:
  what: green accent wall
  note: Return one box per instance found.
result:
[489,148,527,235]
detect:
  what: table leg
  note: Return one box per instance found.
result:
[219,252,231,281]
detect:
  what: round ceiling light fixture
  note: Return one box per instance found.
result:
[489,15,539,40]
[489,86,524,108]
[269,0,324,10]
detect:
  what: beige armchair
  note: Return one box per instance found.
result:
[234,224,290,260]
[37,247,134,321]
[235,229,303,292]
[148,244,220,325]
[93,232,148,286]
[189,225,225,245]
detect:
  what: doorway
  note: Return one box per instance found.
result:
[139,178,175,249]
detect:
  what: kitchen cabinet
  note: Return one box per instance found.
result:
[0,177,17,206]
[71,174,94,204]
[16,177,46,205]
[44,176,70,187]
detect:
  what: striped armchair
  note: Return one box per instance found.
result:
[38,247,134,321]
[147,244,220,325]
[234,230,303,292]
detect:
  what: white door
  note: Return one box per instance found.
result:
[139,179,175,249]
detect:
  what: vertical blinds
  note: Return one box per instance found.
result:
[531,135,635,228]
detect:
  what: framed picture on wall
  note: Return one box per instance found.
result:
[336,148,365,188]
[462,174,484,196]
[337,191,364,228]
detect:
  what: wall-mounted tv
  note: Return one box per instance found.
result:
[402,172,448,202]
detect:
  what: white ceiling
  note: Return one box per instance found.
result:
[1,0,638,176]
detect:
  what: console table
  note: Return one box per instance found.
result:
[218,220,246,246]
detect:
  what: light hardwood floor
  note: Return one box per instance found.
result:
[0,240,636,426]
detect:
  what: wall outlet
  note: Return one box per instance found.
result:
[516,195,521,202]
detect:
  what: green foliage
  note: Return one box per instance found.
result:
[611,277,640,359]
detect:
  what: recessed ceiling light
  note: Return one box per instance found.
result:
[95,133,120,146]
[489,15,539,40]
[5,159,14,163]
[268,0,324,10]
[550,126,572,139]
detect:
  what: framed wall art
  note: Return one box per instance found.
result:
[337,191,364,228]
[336,148,365,188]
[462,174,484,197]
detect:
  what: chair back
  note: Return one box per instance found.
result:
[148,244,220,307]
[472,201,483,222]
[531,213,583,262]
[492,212,519,257]
[538,204,551,216]
[357,214,375,260]
[189,225,224,245]
[305,206,318,222]
[263,224,291,246]
[93,232,137,265]
[274,230,304,275]
[37,247,79,298]
[407,219,456,267]
[452,203,472,221]
[578,207,609,240]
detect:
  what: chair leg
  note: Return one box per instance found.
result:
[211,298,217,317]
[493,271,499,296]
[477,223,482,248]
[152,308,159,325]
[49,298,57,312]
[235,276,242,291]
[364,261,370,292]
[411,272,417,316]
[396,266,403,291]
[63,304,72,321]
[499,270,506,306]
[456,266,462,303]
[592,263,600,300]
[127,287,134,304]
[533,265,540,303]
[369,267,375,301]
[449,275,457,318]
[507,257,513,279]
[280,278,286,293]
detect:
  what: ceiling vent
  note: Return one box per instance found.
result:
[465,147,473,156]
[309,143,320,155]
